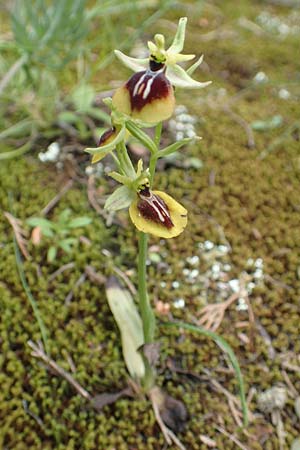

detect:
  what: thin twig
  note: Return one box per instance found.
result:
[281,370,299,398]
[202,368,255,422]
[4,211,30,260]
[255,321,276,360]
[28,340,91,401]
[198,292,240,331]
[222,105,255,149]
[85,265,106,286]
[48,262,75,282]
[41,179,73,216]
[87,175,106,218]
[215,425,250,450]
[150,395,172,445]
[112,266,137,296]
[229,397,243,427]
[65,273,86,305]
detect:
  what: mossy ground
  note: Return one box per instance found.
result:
[1,1,300,449]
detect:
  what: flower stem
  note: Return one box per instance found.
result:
[138,232,155,344]
[137,122,163,389]
[149,122,162,186]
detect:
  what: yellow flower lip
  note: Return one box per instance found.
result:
[129,190,187,238]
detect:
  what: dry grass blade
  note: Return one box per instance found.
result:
[28,340,91,401]
[41,179,73,216]
[215,425,250,450]
[87,175,106,217]
[4,211,30,260]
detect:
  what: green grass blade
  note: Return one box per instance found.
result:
[13,236,49,355]
[0,141,32,161]
[163,320,248,427]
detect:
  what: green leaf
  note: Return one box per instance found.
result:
[158,136,200,158]
[26,217,54,236]
[126,121,157,154]
[71,84,95,113]
[59,238,76,253]
[86,107,111,124]
[47,246,57,262]
[104,185,135,212]
[68,217,92,228]
[58,208,72,223]
[163,321,248,427]
[106,277,145,380]
[0,119,33,140]
[58,111,80,124]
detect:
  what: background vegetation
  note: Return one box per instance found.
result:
[1,0,300,448]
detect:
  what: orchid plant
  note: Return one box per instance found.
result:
[85,18,247,443]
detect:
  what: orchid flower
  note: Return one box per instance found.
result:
[112,17,211,124]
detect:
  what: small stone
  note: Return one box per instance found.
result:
[173,298,185,309]
[253,71,268,83]
[278,88,291,100]
[229,279,240,293]
[218,244,229,253]
[257,386,287,413]
[186,255,199,265]
[236,298,248,311]
[204,240,214,250]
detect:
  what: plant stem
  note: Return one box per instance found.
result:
[138,232,155,343]
[137,122,163,389]
[154,122,163,147]
[149,122,162,186]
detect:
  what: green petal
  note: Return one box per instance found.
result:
[108,171,132,186]
[166,64,212,89]
[104,185,135,211]
[167,17,187,54]
[187,55,204,76]
[114,50,148,72]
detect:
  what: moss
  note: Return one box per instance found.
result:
[1,1,300,449]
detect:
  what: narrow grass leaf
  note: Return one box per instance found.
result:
[163,320,248,427]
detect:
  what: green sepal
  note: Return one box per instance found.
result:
[167,17,187,54]
[167,63,212,89]
[104,185,135,212]
[158,136,201,158]
[114,50,148,73]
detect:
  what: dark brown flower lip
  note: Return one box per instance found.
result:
[137,188,174,229]
[98,127,116,146]
[126,69,172,112]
